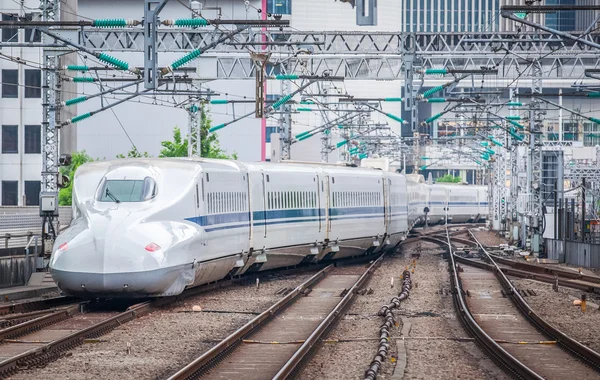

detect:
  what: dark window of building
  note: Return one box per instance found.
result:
[267,0,291,15]
[24,125,41,154]
[265,126,280,143]
[24,70,41,98]
[2,125,18,154]
[24,181,40,206]
[1,181,18,206]
[2,69,18,98]
[24,13,41,42]
[1,14,18,43]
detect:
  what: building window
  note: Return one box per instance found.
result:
[2,125,18,154]
[267,0,291,15]
[24,70,41,98]
[24,13,42,42]
[25,181,41,206]
[1,14,18,42]
[265,126,280,143]
[2,181,18,206]
[2,70,18,98]
[25,125,41,154]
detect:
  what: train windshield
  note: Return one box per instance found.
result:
[97,177,157,203]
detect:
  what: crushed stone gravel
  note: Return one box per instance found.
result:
[301,239,508,380]
[511,277,600,353]
[11,272,317,380]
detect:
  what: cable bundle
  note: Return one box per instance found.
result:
[364,269,412,380]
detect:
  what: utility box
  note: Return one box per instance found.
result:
[39,192,59,217]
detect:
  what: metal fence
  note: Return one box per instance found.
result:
[545,238,600,269]
[0,207,72,249]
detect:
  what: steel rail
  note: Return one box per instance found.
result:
[467,230,600,372]
[0,296,78,316]
[446,228,542,380]
[274,256,383,379]
[167,265,334,380]
[0,304,79,341]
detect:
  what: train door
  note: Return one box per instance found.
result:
[324,175,331,239]
[383,178,391,231]
[261,172,267,238]
[316,175,322,233]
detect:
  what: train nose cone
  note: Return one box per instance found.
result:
[50,210,189,298]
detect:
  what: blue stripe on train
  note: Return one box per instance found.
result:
[185,203,482,232]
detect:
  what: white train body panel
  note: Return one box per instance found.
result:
[49,158,488,298]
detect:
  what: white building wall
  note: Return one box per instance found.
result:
[0,0,45,206]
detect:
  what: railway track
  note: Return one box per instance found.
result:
[167,258,382,380]
[448,228,600,379]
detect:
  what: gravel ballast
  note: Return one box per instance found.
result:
[12,272,317,380]
[511,277,600,353]
[301,239,507,380]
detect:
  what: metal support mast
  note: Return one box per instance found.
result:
[40,0,60,251]
[280,76,292,160]
[528,60,544,254]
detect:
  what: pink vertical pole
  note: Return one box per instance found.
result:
[261,0,268,161]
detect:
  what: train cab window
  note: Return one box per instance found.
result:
[97,177,157,202]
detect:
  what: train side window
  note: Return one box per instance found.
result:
[195,184,199,208]
[206,173,210,182]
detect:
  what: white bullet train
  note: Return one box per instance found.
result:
[49,158,488,298]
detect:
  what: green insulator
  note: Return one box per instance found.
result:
[174,18,209,27]
[384,97,403,102]
[297,108,313,112]
[337,125,345,129]
[507,102,522,106]
[275,74,299,80]
[210,100,229,105]
[425,68,448,75]
[490,139,503,147]
[209,123,226,133]
[65,96,87,106]
[485,148,495,155]
[273,94,293,109]
[386,113,405,123]
[295,131,310,139]
[586,92,600,98]
[66,65,89,71]
[298,133,313,141]
[421,156,429,160]
[505,115,521,120]
[425,113,442,124]
[92,19,128,28]
[480,141,489,147]
[475,160,482,165]
[508,120,525,130]
[188,104,199,112]
[359,153,368,159]
[300,101,314,105]
[590,117,600,124]
[73,77,95,83]
[98,53,129,71]
[336,140,348,148]
[422,85,444,98]
[480,154,490,161]
[420,166,428,171]
[71,112,92,124]
[171,49,202,70]
[426,98,446,103]
[514,12,527,20]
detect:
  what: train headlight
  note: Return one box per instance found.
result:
[57,243,68,251]
[145,243,161,252]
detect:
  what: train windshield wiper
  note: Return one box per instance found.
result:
[105,188,121,203]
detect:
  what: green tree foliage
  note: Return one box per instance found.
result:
[58,150,94,206]
[159,105,237,159]
[436,174,462,183]
[116,146,151,159]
